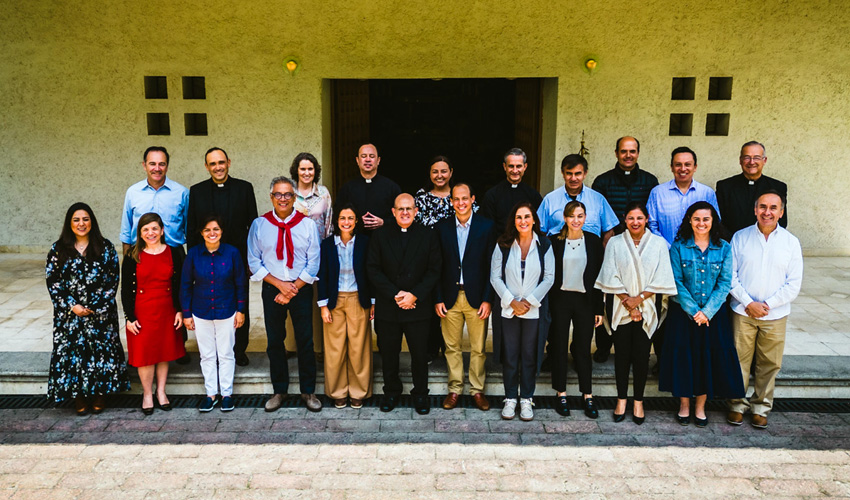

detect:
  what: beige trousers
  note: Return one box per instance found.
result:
[728,311,787,417]
[284,283,323,353]
[322,292,373,399]
[441,290,487,395]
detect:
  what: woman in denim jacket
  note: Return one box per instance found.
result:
[659,201,745,427]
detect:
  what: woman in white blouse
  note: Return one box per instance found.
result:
[596,202,677,425]
[491,202,555,422]
[548,201,604,419]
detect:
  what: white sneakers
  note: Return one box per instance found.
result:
[519,398,534,421]
[502,398,535,421]
[501,398,517,420]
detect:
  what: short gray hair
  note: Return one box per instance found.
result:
[740,141,766,156]
[269,176,294,193]
[503,147,527,164]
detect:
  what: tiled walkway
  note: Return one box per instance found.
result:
[2,253,849,355]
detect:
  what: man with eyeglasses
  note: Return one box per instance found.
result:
[247,176,322,413]
[367,193,442,415]
[716,141,788,238]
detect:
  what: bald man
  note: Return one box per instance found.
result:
[335,143,401,234]
[367,193,442,414]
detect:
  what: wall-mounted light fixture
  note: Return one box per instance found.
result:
[284,57,300,76]
[583,56,599,75]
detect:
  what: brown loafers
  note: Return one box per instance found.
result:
[92,395,106,414]
[726,411,744,426]
[74,396,89,417]
[442,392,460,410]
[751,414,768,429]
[472,393,490,411]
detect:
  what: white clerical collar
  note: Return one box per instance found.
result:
[510,183,518,189]
[400,227,408,232]
[624,170,631,175]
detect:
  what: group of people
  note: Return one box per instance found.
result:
[46,138,802,430]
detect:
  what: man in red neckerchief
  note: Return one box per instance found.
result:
[247,176,322,412]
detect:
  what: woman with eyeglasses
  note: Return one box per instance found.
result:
[46,202,130,416]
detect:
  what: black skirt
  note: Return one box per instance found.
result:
[658,301,745,399]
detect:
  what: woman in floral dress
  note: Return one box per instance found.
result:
[46,202,130,415]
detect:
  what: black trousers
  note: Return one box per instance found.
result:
[376,318,430,396]
[550,291,594,394]
[501,316,539,399]
[262,283,316,395]
[233,257,250,356]
[427,312,445,357]
[613,320,652,401]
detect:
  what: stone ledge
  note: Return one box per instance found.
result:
[2,352,849,399]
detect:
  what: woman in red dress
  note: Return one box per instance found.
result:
[121,213,185,415]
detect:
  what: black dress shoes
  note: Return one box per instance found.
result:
[235,351,250,367]
[676,414,690,426]
[554,396,570,417]
[632,414,645,425]
[414,396,430,415]
[583,397,598,419]
[613,412,626,423]
[380,395,399,412]
[694,416,708,428]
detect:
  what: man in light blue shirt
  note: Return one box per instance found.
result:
[247,176,322,413]
[647,146,720,247]
[538,154,618,243]
[120,146,189,254]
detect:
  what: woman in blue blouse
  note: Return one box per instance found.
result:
[659,201,745,427]
[181,215,248,412]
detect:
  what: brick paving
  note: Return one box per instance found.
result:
[2,405,850,498]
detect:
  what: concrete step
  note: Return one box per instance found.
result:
[2,351,849,399]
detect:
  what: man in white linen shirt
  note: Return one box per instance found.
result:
[727,190,802,429]
[248,176,322,413]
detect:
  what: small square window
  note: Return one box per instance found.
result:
[708,77,733,100]
[184,113,208,136]
[705,113,730,136]
[144,76,168,99]
[146,113,170,135]
[669,113,693,136]
[183,76,206,99]
[671,77,695,100]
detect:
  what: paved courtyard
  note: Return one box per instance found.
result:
[2,405,850,498]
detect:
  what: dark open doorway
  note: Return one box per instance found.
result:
[330,78,544,198]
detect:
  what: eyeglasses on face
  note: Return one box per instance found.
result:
[272,192,295,201]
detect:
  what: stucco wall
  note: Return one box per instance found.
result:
[1,1,848,252]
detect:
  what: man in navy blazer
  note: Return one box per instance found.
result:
[434,183,497,411]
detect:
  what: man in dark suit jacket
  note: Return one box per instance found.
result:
[367,193,441,414]
[434,183,496,412]
[186,147,259,366]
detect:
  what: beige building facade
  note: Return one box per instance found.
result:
[1,1,848,253]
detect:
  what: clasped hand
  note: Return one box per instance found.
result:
[275,281,299,305]
[395,291,417,309]
[509,299,532,316]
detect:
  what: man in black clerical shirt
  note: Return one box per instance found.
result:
[716,141,788,237]
[590,136,658,362]
[481,148,543,234]
[335,143,401,234]
[367,193,441,415]
[186,147,259,366]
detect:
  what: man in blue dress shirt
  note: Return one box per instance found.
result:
[646,146,720,247]
[538,154,618,243]
[120,146,191,363]
[120,146,190,255]
[247,176,322,413]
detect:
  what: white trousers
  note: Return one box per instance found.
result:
[194,314,236,397]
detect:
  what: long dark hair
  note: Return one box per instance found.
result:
[128,212,165,263]
[289,152,322,185]
[497,201,544,249]
[424,155,453,192]
[55,203,106,266]
[675,201,727,245]
[332,201,361,236]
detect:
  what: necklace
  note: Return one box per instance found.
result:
[74,241,88,254]
[565,238,583,250]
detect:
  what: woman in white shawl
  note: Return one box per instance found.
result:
[596,202,677,424]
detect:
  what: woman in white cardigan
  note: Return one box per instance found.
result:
[596,202,677,425]
[490,202,555,422]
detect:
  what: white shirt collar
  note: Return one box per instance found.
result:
[455,214,472,228]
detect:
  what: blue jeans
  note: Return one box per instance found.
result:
[262,282,316,394]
